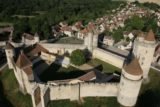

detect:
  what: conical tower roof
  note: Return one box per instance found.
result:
[5,42,14,49]
[16,51,32,69]
[124,58,143,75]
[145,29,155,41]
[34,32,39,37]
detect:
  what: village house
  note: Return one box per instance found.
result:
[123,31,134,40]
[72,21,83,32]
[60,26,74,37]
[103,36,115,46]
[22,33,40,46]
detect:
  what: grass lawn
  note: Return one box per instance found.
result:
[0,68,32,107]
[12,15,36,19]
[48,97,120,107]
[55,37,84,44]
[0,22,13,27]
[135,69,160,107]
[87,58,121,73]
[39,63,86,82]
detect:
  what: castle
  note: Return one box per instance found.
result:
[5,29,157,107]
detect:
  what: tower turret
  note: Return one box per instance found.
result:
[133,29,157,79]
[5,42,15,69]
[118,58,143,106]
[34,32,40,43]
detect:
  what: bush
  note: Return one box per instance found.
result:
[70,49,86,66]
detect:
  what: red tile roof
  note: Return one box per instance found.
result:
[16,51,32,69]
[61,26,72,32]
[23,33,34,40]
[124,58,143,75]
[78,71,96,81]
[81,28,89,34]
[6,42,14,49]
[27,44,49,56]
[145,29,155,41]
[23,66,33,75]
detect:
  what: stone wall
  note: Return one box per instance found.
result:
[49,82,119,101]
[40,43,86,54]
[93,48,125,68]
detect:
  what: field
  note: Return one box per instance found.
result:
[0,68,32,107]
[0,22,13,27]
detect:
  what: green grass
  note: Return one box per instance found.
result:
[135,69,160,107]
[0,68,32,107]
[0,22,13,27]
[39,63,86,82]
[12,15,36,19]
[140,69,160,92]
[87,58,121,73]
[48,97,120,107]
[55,37,84,44]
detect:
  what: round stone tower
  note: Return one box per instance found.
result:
[133,29,157,79]
[34,32,40,43]
[5,42,15,69]
[117,58,143,107]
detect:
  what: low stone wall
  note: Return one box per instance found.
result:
[93,48,125,68]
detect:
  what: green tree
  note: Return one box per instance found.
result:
[70,49,86,66]
[125,15,144,30]
[143,15,158,33]
[112,28,124,42]
[13,18,31,39]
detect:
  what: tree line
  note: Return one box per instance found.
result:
[0,0,125,40]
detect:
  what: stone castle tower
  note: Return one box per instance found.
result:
[5,42,15,69]
[118,57,143,106]
[84,31,98,52]
[34,32,40,43]
[133,30,157,79]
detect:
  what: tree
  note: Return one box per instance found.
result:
[13,18,31,39]
[112,28,124,42]
[70,49,86,66]
[125,15,144,30]
[144,15,158,33]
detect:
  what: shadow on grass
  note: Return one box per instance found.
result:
[135,89,160,107]
[0,80,14,107]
